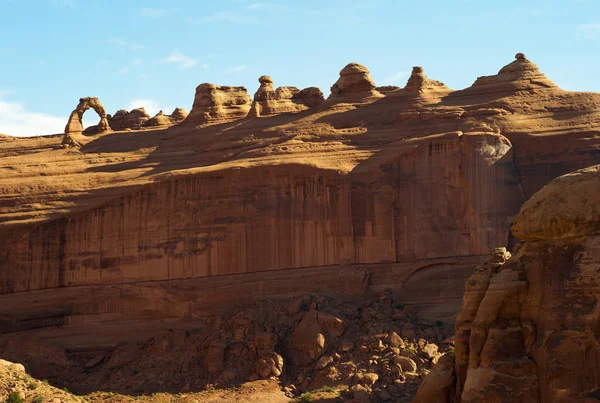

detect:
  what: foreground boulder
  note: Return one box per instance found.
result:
[418,165,600,402]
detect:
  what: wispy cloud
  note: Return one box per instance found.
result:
[127,99,173,117]
[0,89,14,98]
[380,71,408,85]
[108,38,145,51]
[225,64,248,73]
[577,23,600,39]
[202,11,260,23]
[247,3,292,12]
[119,58,143,75]
[139,8,166,18]
[0,99,65,137]
[164,50,197,69]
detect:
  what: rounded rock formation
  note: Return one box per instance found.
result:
[144,110,173,128]
[184,83,251,125]
[169,107,188,122]
[328,62,381,100]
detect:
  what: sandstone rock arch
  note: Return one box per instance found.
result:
[64,97,111,135]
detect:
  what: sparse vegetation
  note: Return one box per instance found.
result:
[32,396,44,403]
[300,392,312,402]
[6,392,24,403]
[27,380,38,390]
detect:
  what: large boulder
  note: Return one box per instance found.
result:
[286,311,326,366]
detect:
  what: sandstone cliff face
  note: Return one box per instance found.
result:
[1,54,600,353]
[418,165,600,402]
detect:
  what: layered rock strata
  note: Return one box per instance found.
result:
[1,53,600,356]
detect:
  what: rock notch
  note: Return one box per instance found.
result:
[184,83,251,125]
[328,62,382,100]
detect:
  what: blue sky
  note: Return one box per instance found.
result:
[0,0,599,136]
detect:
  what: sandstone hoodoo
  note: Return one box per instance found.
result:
[1,53,600,402]
[329,62,382,100]
[184,83,251,125]
[404,66,450,95]
[249,75,320,117]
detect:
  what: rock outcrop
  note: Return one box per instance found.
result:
[248,75,322,117]
[64,97,111,135]
[1,54,600,377]
[109,108,150,131]
[144,110,173,127]
[329,63,382,100]
[456,53,557,97]
[404,66,450,95]
[169,107,188,122]
[184,83,251,124]
[418,165,600,402]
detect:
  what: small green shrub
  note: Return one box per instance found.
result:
[6,392,24,403]
[300,392,312,402]
[27,381,38,390]
[32,396,44,403]
[42,379,49,385]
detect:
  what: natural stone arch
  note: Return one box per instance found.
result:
[64,97,111,135]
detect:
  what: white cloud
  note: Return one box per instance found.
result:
[225,64,248,73]
[380,71,408,85]
[127,99,173,118]
[0,99,65,137]
[577,23,600,39]
[164,50,197,69]
[108,38,145,51]
[119,58,143,74]
[202,11,259,23]
[139,8,165,18]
